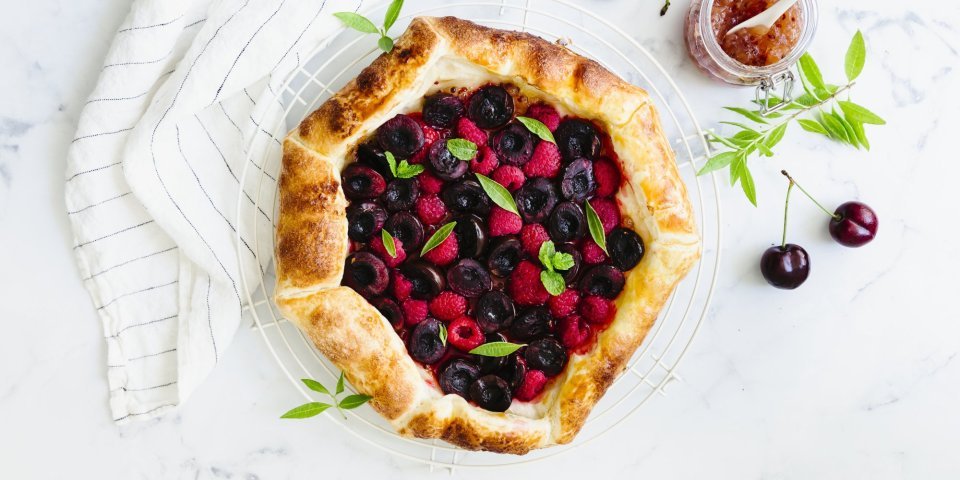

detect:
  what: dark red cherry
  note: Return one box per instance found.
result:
[474,332,508,373]
[515,178,559,224]
[486,236,523,277]
[469,375,513,412]
[452,214,487,258]
[467,85,514,129]
[579,265,625,298]
[548,202,587,243]
[384,212,425,251]
[760,244,810,289]
[556,243,582,284]
[401,261,446,300]
[490,122,534,167]
[407,318,448,364]
[497,354,527,390]
[560,158,597,202]
[475,291,516,333]
[607,227,644,271]
[423,93,465,129]
[829,201,878,247]
[356,142,392,179]
[346,202,387,243]
[378,114,424,158]
[555,119,601,161]
[442,179,491,215]
[439,358,481,398]
[341,163,386,200]
[343,252,389,297]
[509,308,553,341]
[428,140,470,181]
[446,259,493,298]
[384,178,420,212]
[371,297,404,331]
[524,338,567,377]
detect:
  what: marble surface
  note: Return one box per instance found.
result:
[2,0,959,478]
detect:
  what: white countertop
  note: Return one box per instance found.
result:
[2,0,959,478]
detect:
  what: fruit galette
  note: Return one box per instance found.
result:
[274,17,700,454]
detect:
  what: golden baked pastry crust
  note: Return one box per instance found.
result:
[274,16,700,454]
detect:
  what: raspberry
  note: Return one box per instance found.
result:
[456,117,488,146]
[407,113,440,164]
[581,238,609,264]
[488,207,522,237]
[418,171,444,195]
[593,157,621,197]
[371,235,406,268]
[471,145,499,176]
[514,369,548,401]
[588,197,620,234]
[429,291,467,321]
[520,224,550,258]
[422,232,458,266]
[447,316,484,351]
[522,141,562,179]
[415,194,448,226]
[526,103,561,132]
[580,295,615,325]
[393,272,413,301]
[401,299,428,326]
[558,314,591,349]
[548,289,581,318]
[491,165,525,192]
[508,260,550,306]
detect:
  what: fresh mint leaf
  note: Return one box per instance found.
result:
[838,101,885,125]
[393,158,423,179]
[301,378,330,395]
[378,36,394,53]
[333,12,379,34]
[540,270,566,296]
[469,342,526,357]
[381,229,397,257]
[281,402,332,419]
[551,252,574,271]
[338,394,373,410]
[383,0,404,31]
[538,240,557,270]
[420,221,457,256]
[446,138,477,161]
[475,173,519,215]
[585,201,608,254]
[516,116,556,143]
[845,30,866,82]
[385,151,398,177]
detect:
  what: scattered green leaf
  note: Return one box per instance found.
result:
[540,270,566,296]
[845,30,866,82]
[420,221,457,256]
[383,0,403,31]
[381,229,397,257]
[469,342,526,357]
[475,173,519,215]
[333,12,379,34]
[281,402,332,419]
[516,116,556,143]
[838,101,886,125]
[378,36,394,53]
[335,371,345,395]
[446,138,478,161]
[585,201,608,254]
[338,394,373,410]
[301,378,330,395]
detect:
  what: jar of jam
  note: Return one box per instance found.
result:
[685,0,819,112]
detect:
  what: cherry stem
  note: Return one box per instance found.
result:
[780,170,841,221]
[781,181,793,249]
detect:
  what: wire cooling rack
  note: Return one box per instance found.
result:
[235,0,721,471]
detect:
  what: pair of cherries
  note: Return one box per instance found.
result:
[761,171,879,289]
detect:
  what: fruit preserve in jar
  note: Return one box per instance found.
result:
[685,0,818,88]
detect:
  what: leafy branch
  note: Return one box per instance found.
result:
[334,0,404,53]
[698,31,885,205]
[280,372,372,419]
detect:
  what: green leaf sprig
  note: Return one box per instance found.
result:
[585,201,608,254]
[420,221,457,256]
[281,373,372,419]
[446,138,478,161]
[385,151,423,179]
[698,31,885,206]
[538,241,574,295]
[475,173,519,215]
[516,116,556,144]
[469,341,526,357]
[334,0,404,53]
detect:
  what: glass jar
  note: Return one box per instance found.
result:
[685,0,819,111]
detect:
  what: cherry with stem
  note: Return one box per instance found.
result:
[760,174,811,289]
[780,170,878,247]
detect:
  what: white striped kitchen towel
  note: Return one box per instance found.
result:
[65,0,361,423]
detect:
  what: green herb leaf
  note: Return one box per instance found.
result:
[538,240,557,270]
[720,121,760,134]
[388,154,423,179]
[551,252,574,271]
[820,113,850,143]
[420,221,457,256]
[797,53,826,92]
[845,30,866,82]
[797,119,828,135]
[698,151,739,175]
[281,402,332,419]
[383,0,404,31]
[378,36,394,53]
[838,101,885,125]
[475,173,519,215]
[381,229,397,257]
[446,138,477,161]
[338,394,373,410]
[832,111,860,148]
[763,123,788,151]
[540,270,566,296]
[333,12,379,34]
[301,378,330,395]
[516,116,557,143]
[723,107,767,124]
[336,371,345,395]
[585,201,608,254]
[706,132,740,150]
[385,151,398,177]
[738,162,757,206]
[438,322,447,346]
[469,341,526,357]
[851,120,870,150]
